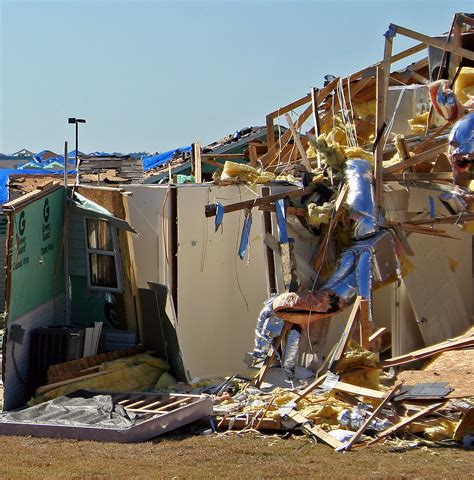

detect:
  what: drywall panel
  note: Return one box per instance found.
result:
[125,185,172,289]
[403,232,470,346]
[2,295,65,410]
[176,184,267,379]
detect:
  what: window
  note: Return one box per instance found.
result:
[84,218,123,292]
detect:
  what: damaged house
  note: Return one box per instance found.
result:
[1,13,474,448]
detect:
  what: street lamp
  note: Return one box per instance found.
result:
[68,117,86,165]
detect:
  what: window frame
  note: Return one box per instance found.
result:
[83,217,124,293]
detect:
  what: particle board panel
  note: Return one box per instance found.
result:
[403,232,470,346]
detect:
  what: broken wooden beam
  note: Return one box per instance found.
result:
[383,142,448,175]
[390,23,474,62]
[205,185,315,218]
[366,402,444,446]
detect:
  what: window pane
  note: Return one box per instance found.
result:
[86,219,113,251]
[89,253,118,288]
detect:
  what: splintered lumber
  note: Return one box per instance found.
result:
[267,94,312,119]
[358,298,371,350]
[327,296,362,371]
[295,373,330,404]
[405,213,474,226]
[374,65,386,210]
[312,183,348,273]
[383,142,448,175]
[205,185,315,217]
[284,113,311,171]
[412,121,452,154]
[391,24,474,62]
[384,172,452,181]
[332,381,385,400]
[366,402,444,446]
[253,322,292,388]
[288,411,344,449]
[369,327,387,346]
[385,220,457,239]
[379,336,474,368]
[341,384,401,451]
[260,77,340,167]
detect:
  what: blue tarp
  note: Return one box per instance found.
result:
[142,146,191,171]
[0,168,76,205]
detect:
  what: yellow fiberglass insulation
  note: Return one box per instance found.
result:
[408,111,429,133]
[306,135,345,169]
[30,354,170,405]
[423,420,458,441]
[335,340,380,390]
[353,100,377,120]
[306,202,332,227]
[454,67,474,105]
[221,161,275,184]
[342,146,374,165]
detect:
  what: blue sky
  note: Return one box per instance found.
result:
[0,0,472,154]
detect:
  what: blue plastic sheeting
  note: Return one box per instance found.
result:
[87,151,115,157]
[142,146,191,171]
[0,168,76,205]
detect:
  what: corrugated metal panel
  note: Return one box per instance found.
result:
[68,212,87,276]
[3,294,65,410]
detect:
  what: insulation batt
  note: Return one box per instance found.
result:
[454,67,474,106]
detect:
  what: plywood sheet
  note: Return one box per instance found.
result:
[403,232,470,346]
[397,349,474,398]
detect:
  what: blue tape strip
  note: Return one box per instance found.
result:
[275,199,289,244]
[429,196,435,219]
[238,212,252,259]
[215,202,224,232]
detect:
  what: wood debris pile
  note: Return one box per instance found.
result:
[203,13,474,450]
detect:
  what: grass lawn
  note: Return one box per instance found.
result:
[1,433,473,479]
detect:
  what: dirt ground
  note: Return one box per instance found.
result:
[1,432,473,480]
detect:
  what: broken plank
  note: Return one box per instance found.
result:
[391,24,474,62]
[253,322,292,388]
[288,411,344,449]
[383,142,448,175]
[341,384,401,451]
[284,113,311,171]
[380,336,474,368]
[327,297,362,371]
[332,381,385,400]
[205,185,315,217]
[267,94,312,119]
[366,402,444,446]
[295,373,330,404]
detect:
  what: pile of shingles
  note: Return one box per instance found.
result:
[213,326,474,450]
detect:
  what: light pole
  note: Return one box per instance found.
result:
[68,117,86,165]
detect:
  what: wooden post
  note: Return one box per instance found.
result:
[358,298,371,350]
[191,142,202,183]
[262,187,277,296]
[266,115,275,149]
[311,87,322,169]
